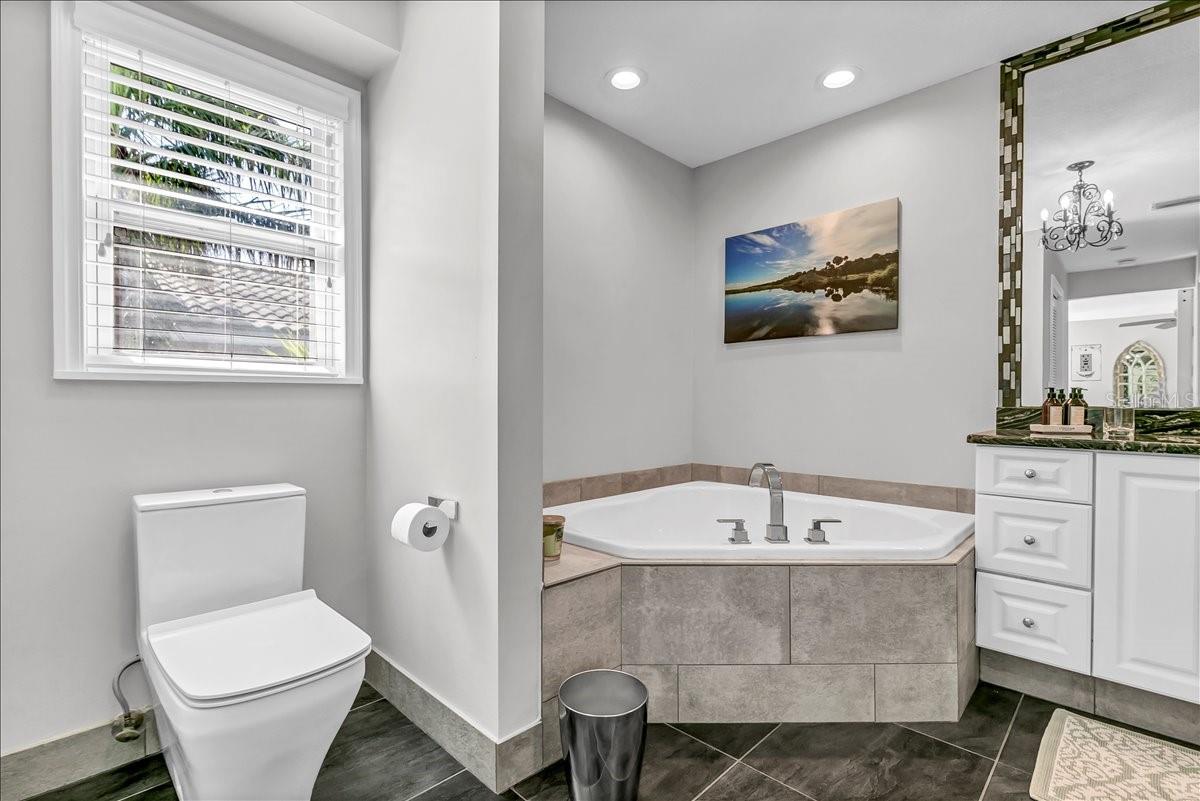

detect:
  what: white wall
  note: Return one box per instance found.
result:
[690,68,998,487]
[542,98,694,480]
[0,0,368,754]
[1068,315,1179,404]
[365,0,543,742]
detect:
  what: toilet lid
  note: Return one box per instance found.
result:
[147,590,371,704]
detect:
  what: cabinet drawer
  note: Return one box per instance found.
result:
[975,447,1093,503]
[976,572,1091,674]
[975,495,1092,589]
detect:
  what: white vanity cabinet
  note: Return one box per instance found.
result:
[974,445,1200,703]
[1093,452,1200,703]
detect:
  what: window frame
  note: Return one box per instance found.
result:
[50,0,363,384]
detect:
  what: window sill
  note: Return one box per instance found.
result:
[53,368,363,385]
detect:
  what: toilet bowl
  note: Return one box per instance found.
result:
[142,591,369,801]
[133,484,371,801]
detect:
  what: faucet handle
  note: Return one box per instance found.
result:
[805,518,841,544]
[717,518,750,545]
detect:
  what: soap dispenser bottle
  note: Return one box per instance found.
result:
[1041,388,1057,425]
[1069,388,1088,426]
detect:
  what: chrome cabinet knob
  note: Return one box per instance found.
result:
[1024,468,1037,479]
[1022,617,1036,628]
[1023,535,1037,545]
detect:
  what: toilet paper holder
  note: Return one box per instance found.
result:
[428,496,459,520]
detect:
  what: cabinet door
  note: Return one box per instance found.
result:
[1093,453,1200,703]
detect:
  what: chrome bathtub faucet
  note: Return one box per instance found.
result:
[748,463,789,543]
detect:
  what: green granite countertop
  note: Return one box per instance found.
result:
[968,429,1200,456]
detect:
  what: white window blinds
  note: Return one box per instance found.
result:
[79,32,348,378]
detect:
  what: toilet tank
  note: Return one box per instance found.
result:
[134,484,306,631]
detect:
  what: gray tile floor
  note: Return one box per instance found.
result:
[22,682,1198,801]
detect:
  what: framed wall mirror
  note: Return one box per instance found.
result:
[996,2,1199,408]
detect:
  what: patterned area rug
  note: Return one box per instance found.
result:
[1031,709,1200,801]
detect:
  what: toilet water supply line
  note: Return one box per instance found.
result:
[111,657,145,742]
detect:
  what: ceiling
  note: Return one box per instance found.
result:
[1069,289,1181,322]
[1023,18,1200,273]
[546,1,1155,167]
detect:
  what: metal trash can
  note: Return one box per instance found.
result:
[559,669,648,801]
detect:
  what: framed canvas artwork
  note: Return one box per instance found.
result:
[724,198,899,343]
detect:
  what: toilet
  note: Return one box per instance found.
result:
[134,483,371,801]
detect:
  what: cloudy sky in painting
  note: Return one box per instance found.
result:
[724,198,898,289]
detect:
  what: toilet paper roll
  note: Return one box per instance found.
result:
[390,503,451,551]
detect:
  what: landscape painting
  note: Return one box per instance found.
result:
[724,198,899,343]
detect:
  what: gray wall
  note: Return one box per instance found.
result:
[0,0,368,754]
[542,98,695,481]
[690,68,998,487]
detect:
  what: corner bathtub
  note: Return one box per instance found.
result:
[545,481,974,561]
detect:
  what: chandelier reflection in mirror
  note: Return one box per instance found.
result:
[1040,160,1123,252]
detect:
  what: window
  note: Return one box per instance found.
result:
[52,2,362,382]
[1114,340,1165,407]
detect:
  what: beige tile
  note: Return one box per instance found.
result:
[691,463,721,482]
[781,471,819,493]
[979,649,1094,712]
[0,716,149,801]
[678,664,874,722]
[496,722,542,790]
[580,472,623,500]
[1094,678,1200,746]
[621,665,678,723]
[718,465,751,485]
[543,479,581,508]
[818,475,958,511]
[543,567,621,700]
[956,488,976,514]
[956,550,976,664]
[541,698,562,767]
[958,644,980,717]
[543,543,621,587]
[790,565,956,664]
[622,566,789,665]
[622,467,666,493]
[365,651,498,787]
[661,463,693,486]
[875,664,959,722]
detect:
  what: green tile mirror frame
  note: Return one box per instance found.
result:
[994,1,1200,407]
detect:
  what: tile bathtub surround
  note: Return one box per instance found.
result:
[678,664,875,723]
[790,565,957,664]
[620,664,679,723]
[544,463,975,512]
[621,565,791,665]
[541,567,621,701]
[560,557,978,725]
[541,543,620,587]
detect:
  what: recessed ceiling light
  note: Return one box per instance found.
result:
[1117,257,1138,264]
[821,68,858,89]
[1108,245,1127,251]
[606,67,645,91]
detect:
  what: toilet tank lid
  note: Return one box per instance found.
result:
[133,483,306,512]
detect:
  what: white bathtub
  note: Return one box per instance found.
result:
[545,481,974,561]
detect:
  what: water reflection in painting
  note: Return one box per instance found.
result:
[724,198,899,343]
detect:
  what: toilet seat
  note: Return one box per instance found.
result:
[147,589,371,709]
